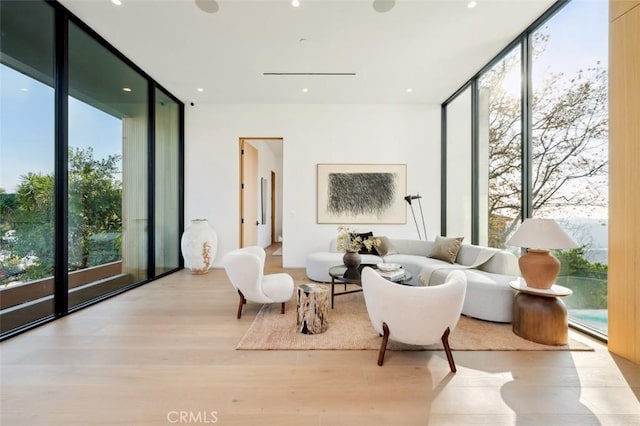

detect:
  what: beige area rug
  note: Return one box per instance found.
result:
[237,286,592,351]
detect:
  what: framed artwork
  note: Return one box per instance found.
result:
[317,163,407,224]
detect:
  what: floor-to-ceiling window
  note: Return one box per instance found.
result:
[442,0,608,337]
[444,86,473,242]
[0,0,56,332]
[478,46,522,250]
[67,21,150,307]
[154,89,181,276]
[0,0,183,338]
[530,1,608,334]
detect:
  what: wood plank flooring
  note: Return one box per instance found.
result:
[2,244,639,425]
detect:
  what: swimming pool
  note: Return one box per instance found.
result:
[569,309,608,335]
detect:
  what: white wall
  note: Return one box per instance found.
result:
[185,104,441,267]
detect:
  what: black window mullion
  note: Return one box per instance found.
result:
[178,103,185,269]
[53,7,69,317]
[148,83,156,278]
[440,104,447,237]
[471,79,480,245]
[521,34,533,221]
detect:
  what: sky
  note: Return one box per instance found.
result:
[0,65,122,193]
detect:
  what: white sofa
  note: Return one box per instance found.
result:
[305,238,521,323]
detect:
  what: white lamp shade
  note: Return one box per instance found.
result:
[507,218,578,250]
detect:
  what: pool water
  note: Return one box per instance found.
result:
[569,309,608,335]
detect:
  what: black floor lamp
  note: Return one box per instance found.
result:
[404,194,427,240]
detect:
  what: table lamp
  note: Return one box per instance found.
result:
[506,218,578,289]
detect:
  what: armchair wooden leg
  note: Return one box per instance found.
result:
[377,322,390,366]
[237,290,246,319]
[441,327,456,373]
[281,302,285,314]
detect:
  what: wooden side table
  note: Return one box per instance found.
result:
[296,283,329,334]
[509,280,573,346]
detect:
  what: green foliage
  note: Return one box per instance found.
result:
[7,173,55,280]
[0,192,17,234]
[556,247,608,278]
[556,247,608,310]
[68,147,122,270]
[1,148,122,285]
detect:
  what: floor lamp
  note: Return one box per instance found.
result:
[404,194,427,240]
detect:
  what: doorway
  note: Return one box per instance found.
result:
[239,138,283,249]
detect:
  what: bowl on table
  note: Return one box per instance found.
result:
[376,262,402,272]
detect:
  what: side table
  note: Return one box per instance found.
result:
[509,280,573,346]
[296,283,329,334]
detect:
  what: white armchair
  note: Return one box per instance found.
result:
[361,267,467,371]
[223,246,294,319]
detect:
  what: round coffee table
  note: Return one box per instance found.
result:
[509,280,573,346]
[327,264,412,309]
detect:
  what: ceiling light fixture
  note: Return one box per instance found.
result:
[467,1,477,9]
[291,0,300,7]
[197,88,204,92]
[406,88,413,93]
[20,88,29,92]
[373,0,395,13]
[111,0,122,5]
[302,88,309,93]
[122,87,132,92]
[195,0,219,14]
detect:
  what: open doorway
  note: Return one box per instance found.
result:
[239,138,283,257]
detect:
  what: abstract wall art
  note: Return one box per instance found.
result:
[317,163,407,224]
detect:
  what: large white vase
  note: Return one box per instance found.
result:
[181,219,218,274]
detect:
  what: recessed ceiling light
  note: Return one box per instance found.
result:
[197,88,204,92]
[112,0,122,6]
[406,88,413,93]
[302,88,309,93]
[20,88,29,92]
[122,87,132,92]
[467,1,477,8]
[373,0,395,13]
[291,0,300,7]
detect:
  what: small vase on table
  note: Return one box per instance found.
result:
[343,250,361,270]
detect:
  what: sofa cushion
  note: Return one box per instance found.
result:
[388,239,433,256]
[353,232,375,254]
[375,236,397,257]
[428,236,464,264]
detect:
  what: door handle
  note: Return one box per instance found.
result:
[256,221,260,226]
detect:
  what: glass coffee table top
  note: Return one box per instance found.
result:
[326,264,412,309]
[328,264,412,285]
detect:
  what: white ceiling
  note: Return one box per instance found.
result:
[58,0,555,105]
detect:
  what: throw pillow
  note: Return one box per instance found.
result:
[375,236,397,257]
[352,232,375,254]
[428,235,464,264]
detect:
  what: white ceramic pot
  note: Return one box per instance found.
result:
[181,219,218,274]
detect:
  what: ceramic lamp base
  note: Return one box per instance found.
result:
[519,249,560,289]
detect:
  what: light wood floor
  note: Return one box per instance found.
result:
[2,244,639,425]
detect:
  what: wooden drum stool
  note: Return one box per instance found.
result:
[296,283,329,334]
[510,280,573,346]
